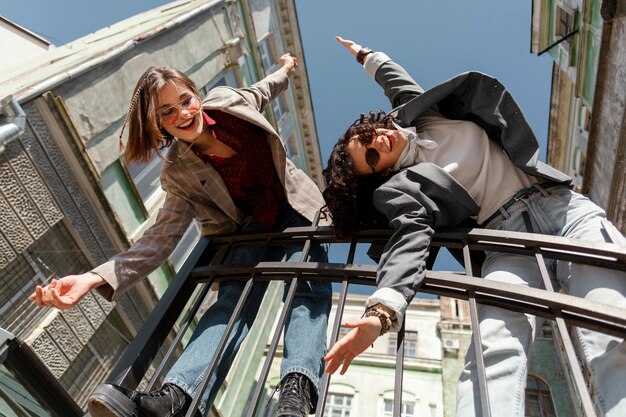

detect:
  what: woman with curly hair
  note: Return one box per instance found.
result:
[323,36,626,417]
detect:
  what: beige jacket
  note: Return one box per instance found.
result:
[94,69,325,301]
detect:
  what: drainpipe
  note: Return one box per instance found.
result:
[0,96,26,153]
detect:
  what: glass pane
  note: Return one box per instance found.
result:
[541,395,557,417]
[0,364,55,416]
[384,400,393,412]
[526,375,537,390]
[525,394,541,417]
[332,410,342,417]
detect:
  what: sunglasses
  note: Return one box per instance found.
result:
[354,129,383,174]
[159,95,201,125]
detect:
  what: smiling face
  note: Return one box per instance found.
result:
[157,81,203,143]
[346,128,407,175]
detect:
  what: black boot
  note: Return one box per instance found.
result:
[88,383,199,417]
[274,373,316,417]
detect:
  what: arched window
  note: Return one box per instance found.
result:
[525,374,557,417]
[325,383,357,417]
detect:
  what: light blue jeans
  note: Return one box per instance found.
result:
[456,184,626,417]
[164,203,331,415]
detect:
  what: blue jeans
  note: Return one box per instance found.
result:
[456,185,626,417]
[164,203,331,415]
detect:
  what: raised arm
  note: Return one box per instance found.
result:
[336,36,424,108]
[225,53,298,113]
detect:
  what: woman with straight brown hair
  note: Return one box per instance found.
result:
[30,54,331,417]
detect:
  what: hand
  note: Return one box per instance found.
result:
[279,53,298,77]
[336,35,362,57]
[324,316,382,375]
[28,272,105,309]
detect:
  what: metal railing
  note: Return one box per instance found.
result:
[101,222,626,417]
[0,328,83,417]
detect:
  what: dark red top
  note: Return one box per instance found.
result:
[194,110,285,229]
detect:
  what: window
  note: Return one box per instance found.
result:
[578,104,592,134]
[199,69,238,96]
[556,4,574,39]
[285,132,299,157]
[169,221,202,271]
[537,322,554,339]
[525,375,557,417]
[271,95,287,124]
[572,147,586,178]
[388,331,418,358]
[383,399,415,417]
[258,34,278,73]
[126,151,164,203]
[325,393,353,417]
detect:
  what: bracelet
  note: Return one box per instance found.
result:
[356,47,373,65]
[364,305,393,336]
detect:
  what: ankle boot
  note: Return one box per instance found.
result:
[274,373,316,417]
[88,382,199,417]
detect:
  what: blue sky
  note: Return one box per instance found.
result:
[1,0,554,291]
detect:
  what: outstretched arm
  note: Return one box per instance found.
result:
[231,53,298,113]
[336,36,424,108]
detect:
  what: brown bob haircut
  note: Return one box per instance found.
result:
[122,66,201,163]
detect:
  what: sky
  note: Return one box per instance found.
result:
[1,0,554,292]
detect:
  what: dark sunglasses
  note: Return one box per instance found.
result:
[354,129,381,174]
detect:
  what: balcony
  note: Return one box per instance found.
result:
[2,222,625,417]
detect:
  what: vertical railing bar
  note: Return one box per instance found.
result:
[463,242,491,417]
[315,238,358,417]
[185,278,255,417]
[146,282,210,390]
[393,321,405,417]
[523,213,597,416]
[534,251,598,417]
[244,213,320,417]
[146,243,234,391]
[185,238,273,417]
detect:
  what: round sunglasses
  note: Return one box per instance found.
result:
[159,95,201,125]
[354,129,389,174]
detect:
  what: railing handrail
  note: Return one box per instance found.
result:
[101,225,626,417]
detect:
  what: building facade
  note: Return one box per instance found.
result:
[258,293,576,417]
[262,293,445,417]
[531,0,626,234]
[0,0,322,414]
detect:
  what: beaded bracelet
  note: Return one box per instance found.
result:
[364,305,393,336]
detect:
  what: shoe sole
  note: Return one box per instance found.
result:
[87,385,137,417]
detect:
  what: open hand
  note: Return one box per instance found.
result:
[324,316,382,375]
[336,35,362,57]
[28,272,105,309]
[280,53,298,77]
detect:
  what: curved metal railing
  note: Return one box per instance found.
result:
[101,223,626,417]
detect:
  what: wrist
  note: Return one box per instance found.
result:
[86,272,106,289]
[364,304,393,335]
[356,47,373,65]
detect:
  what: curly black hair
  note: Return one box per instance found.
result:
[322,110,398,239]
